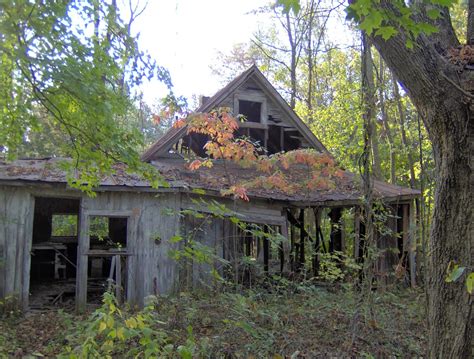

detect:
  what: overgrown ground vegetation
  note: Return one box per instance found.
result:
[1,284,426,358]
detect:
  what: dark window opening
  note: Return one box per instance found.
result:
[238,100,261,123]
[87,216,128,304]
[52,214,78,237]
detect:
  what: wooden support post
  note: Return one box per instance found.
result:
[263,225,269,273]
[115,255,122,304]
[21,195,35,311]
[299,209,306,269]
[312,208,322,277]
[263,128,269,150]
[329,208,342,252]
[280,126,284,151]
[280,216,290,274]
[408,201,416,287]
[76,211,90,312]
[340,214,346,253]
[289,212,296,271]
[108,256,116,292]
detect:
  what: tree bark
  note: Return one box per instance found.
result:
[363,2,473,357]
[468,0,474,45]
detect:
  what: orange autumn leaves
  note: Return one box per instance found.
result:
[173,108,344,201]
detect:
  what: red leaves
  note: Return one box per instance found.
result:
[188,160,202,171]
[173,118,187,128]
[222,185,249,201]
[183,108,345,201]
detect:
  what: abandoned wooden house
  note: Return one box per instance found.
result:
[0,65,420,311]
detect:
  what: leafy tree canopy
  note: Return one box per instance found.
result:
[0,0,171,193]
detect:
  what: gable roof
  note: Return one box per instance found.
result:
[141,65,328,162]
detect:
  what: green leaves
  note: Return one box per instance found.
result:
[467,273,474,295]
[275,0,300,15]
[427,8,441,20]
[359,11,384,35]
[429,0,457,6]
[445,261,474,294]
[445,263,465,283]
[0,0,170,193]
[347,0,446,47]
[375,26,397,41]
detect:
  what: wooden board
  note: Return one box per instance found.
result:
[0,186,34,309]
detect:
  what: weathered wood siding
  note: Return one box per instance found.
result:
[0,186,34,309]
[0,185,182,310]
[179,195,286,287]
[79,191,181,307]
[181,214,224,289]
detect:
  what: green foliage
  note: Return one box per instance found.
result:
[347,0,457,47]
[0,288,428,357]
[466,272,474,295]
[276,0,301,14]
[318,251,361,283]
[445,262,465,283]
[165,197,287,289]
[60,292,175,358]
[88,216,109,242]
[0,0,169,194]
[445,261,474,294]
[52,214,78,237]
[297,48,363,172]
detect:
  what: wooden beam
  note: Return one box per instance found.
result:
[280,126,284,151]
[76,209,90,312]
[263,225,269,273]
[329,208,342,252]
[115,255,122,304]
[280,215,290,273]
[21,194,35,311]
[238,122,269,130]
[312,208,323,276]
[299,209,306,268]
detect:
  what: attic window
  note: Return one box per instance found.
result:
[238,100,261,123]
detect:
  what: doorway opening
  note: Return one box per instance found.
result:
[30,197,80,309]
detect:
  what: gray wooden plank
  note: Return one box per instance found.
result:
[76,202,90,312]
[4,190,16,297]
[21,194,34,310]
[0,188,7,299]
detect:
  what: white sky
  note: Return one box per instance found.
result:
[129,0,354,106]
[132,0,269,105]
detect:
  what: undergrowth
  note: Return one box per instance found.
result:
[0,285,426,358]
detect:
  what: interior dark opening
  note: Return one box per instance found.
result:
[30,197,80,308]
[238,100,261,123]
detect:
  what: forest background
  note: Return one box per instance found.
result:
[0,0,472,357]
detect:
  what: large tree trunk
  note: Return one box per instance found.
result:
[361,33,382,180]
[359,2,473,357]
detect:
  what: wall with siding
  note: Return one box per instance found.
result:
[0,186,34,309]
[78,191,181,308]
[0,185,182,309]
